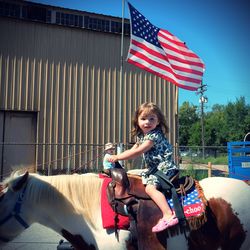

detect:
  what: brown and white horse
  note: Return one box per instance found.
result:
[0,171,250,250]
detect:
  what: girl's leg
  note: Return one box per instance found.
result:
[145,184,173,220]
[145,184,179,232]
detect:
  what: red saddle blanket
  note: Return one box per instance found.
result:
[99,174,130,229]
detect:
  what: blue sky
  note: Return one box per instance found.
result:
[30,0,250,110]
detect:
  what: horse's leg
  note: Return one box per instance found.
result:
[62,229,96,250]
[137,200,166,250]
[126,239,138,250]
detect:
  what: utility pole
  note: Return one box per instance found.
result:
[196,84,208,159]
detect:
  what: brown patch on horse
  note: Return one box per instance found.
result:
[125,236,140,250]
[127,174,150,199]
[188,198,246,250]
[135,199,188,250]
[61,229,96,250]
[136,199,166,250]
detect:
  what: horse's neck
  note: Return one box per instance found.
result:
[26,175,98,244]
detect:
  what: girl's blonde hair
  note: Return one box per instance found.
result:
[131,102,169,137]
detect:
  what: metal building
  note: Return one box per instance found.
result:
[0,0,178,179]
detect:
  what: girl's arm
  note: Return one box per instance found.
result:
[107,140,153,162]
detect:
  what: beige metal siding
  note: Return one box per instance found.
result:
[0,17,178,173]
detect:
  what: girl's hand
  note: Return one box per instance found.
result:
[106,140,154,162]
[107,155,119,162]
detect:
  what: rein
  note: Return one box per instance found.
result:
[0,183,30,242]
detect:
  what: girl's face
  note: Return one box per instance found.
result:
[106,149,115,154]
[138,111,159,134]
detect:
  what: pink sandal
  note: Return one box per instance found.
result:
[152,215,179,233]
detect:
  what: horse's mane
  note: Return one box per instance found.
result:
[4,171,103,229]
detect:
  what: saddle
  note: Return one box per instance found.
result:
[105,168,149,221]
[106,168,194,222]
[106,168,194,200]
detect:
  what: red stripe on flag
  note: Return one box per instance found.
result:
[166,53,204,68]
[158,30,202,60]
[127,57,200,91]
[131,39,167,62]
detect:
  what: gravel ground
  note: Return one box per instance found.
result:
[1,223,65,250]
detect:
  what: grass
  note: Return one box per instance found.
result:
[180,164,208,180]
[182,155,228,165]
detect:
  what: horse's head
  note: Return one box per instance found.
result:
[0,172,102,249]
[0,171,31,243]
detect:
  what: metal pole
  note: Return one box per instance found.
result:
[175,87,180,164]
[117,0,125,161]
[201,97,205,159]
[197,84,207,159]
[67,144,71,174]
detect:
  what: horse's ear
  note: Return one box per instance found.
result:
[13,171,29,191]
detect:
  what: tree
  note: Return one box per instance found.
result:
[178,102,199,146]
[205,104,227,146]
[188,122,201,146]
[224,97,249,141]
[178,97,250,146]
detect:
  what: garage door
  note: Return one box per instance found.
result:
[0,111,37,180]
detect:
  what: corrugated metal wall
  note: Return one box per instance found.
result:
[0,17,178,173]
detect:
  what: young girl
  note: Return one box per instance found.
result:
[107,102,179,232]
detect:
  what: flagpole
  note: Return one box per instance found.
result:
[175,86,179,164]
[117,0,125,159]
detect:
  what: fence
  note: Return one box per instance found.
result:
[178,145,228,162]
[227,141,250,181]
[0,142,144,179]
[0,143,233,180]
[177,145,230,180]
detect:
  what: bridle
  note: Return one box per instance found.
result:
[0,183,30,242]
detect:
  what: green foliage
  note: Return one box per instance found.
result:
[191,156,228,165]
[224,97,249,141]
[188,123,201,146]
[180,165,208,180]
[179,102,199,145]
[179,97,250,146]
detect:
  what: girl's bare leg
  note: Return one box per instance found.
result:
[145,184,173,220]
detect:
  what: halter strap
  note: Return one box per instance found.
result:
[0,236,10,242]
[0,183,30,229]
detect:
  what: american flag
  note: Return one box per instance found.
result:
[127,3,205,91]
